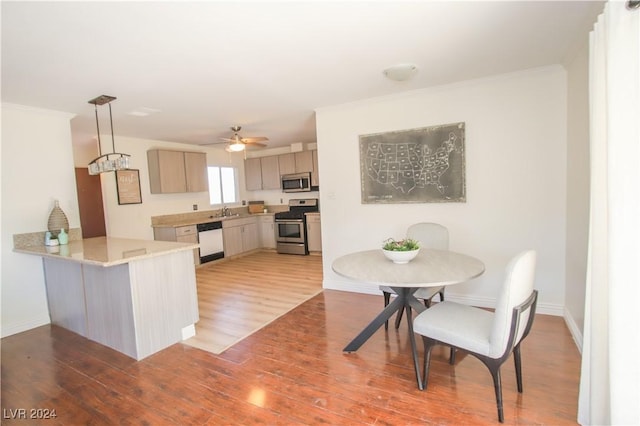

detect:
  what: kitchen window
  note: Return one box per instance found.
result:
[208,166,238,205]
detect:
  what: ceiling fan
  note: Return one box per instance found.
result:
[206,126,268,152]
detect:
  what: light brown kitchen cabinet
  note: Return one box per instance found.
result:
[222,217,259,257]
[242,222,260,252]
[294,151,313,174]
[153,224,200,265]
[244,150,319,191]
[260,156,281,190]
[148,150,186,193]
[311,150,319,187]
[245,157,263,191]
[306,213,322,252]
[222,225,243,257]
[147,149,208,194]
[259,215,276,249]
[278,153,296,175]
[184,152,208,192]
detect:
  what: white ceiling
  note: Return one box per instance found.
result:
[1,1,604,150]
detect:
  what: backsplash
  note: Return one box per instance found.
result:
[151,204,289,226]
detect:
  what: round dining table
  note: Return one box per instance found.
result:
[332,248,485,389]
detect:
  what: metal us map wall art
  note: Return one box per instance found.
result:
[359,122,466,204]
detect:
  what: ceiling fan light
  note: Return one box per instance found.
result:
[227,143,245,152]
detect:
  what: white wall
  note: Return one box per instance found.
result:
[1,104,78,336]
[564,40,591,349]
[316,66,568,315]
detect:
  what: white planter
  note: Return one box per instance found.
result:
[382,248,420,264]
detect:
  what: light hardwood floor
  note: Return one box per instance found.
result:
[184,251,323,354]
[1,250,581,425]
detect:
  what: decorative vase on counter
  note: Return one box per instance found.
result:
[58,228,68,245]
[47,200,69,238]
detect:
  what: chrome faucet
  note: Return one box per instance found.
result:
[221,206,230,217]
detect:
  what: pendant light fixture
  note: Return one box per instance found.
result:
[87,95,131,175]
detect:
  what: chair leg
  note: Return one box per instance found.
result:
[488,364,505,423]
[514,345,523,393]
[449,347,456,365]
[439,289,445,302]
[421,337,436,389]
[383,291,391,330]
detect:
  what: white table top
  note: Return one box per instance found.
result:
[14,236,198,267]
[332,249,485,288]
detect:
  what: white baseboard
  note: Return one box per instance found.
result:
[563,307,583,353]
[323,279,383,295]
[1,314,51,338]
[181,324,196,340]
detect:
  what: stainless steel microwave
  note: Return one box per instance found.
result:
[281,172,311,193]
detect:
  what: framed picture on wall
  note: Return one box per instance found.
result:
[115,169,142,205]
[359,122,466,204]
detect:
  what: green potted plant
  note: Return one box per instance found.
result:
[381,238,421,264]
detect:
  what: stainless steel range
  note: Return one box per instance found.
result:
[274,198,319,255]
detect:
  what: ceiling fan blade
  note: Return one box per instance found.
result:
[244,142,267,147]
[200,141,228,146]
[219,137,234,142]
[241,137,269,143]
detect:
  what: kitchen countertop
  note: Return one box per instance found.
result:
[14,236,198,267]
[152,212,275,228]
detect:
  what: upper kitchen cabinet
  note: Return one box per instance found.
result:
[244,150,318,192]
[311,150,319,187]
[294,151,313,174]
[260,156,281,190]
[278,153,296,175]
[245,157,263,191]
[147,149,208,194]
[184,151,208,192]
[244,156,281,191]
[280,151,316,176]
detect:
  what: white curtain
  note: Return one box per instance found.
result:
[578,1,640,425]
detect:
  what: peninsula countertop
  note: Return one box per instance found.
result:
[14,236,198,267]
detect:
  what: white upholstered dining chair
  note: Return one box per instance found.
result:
[412,250,538,423]
[380,222,448,330]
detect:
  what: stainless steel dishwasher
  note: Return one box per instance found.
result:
[197,221,224,264]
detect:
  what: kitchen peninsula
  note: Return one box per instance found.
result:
[14,236,199,360]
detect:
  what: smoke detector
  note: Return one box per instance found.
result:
[383,63,419,81]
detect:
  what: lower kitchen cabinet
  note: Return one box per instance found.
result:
[242,222,259,252]
[259,215,276,249]
[222,217,259,257]
[306,213,322,252]
[153,224,200,265]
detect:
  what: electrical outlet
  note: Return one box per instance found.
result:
[280,198,283,204]
[242,200,246,206]
[192,204,198,211]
